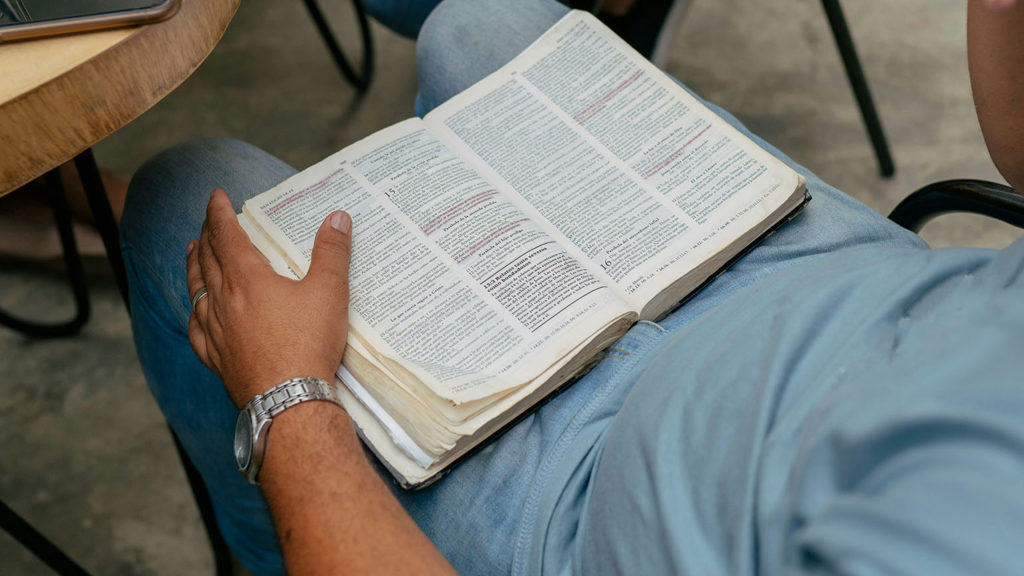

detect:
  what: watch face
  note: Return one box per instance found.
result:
[234,409,253,471]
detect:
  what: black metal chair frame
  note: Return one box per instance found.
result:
[302,0,374,93]
[0,170,90,339]
[889,179,1024,232]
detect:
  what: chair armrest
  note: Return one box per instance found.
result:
[888,179,1024,232]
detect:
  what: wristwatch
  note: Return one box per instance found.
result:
[234,376,340,485]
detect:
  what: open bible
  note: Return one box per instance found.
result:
[238,10,808,488]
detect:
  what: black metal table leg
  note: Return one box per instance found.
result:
[821,0,895,178]
[302,0,375,92]
[0,170,91,338]
[73,149,129,306]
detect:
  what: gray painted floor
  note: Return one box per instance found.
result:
[2,0,1019,574]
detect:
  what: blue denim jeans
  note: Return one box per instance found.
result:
[120,0,924,574]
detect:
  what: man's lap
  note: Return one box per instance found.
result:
[119,0,924,573]
[121,142,919,576]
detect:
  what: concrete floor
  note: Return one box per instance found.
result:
[1,0,1019,574]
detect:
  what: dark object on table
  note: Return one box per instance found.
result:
[0,0,180,42]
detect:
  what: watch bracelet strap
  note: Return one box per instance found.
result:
[256,376,339,418]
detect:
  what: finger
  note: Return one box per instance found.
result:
[306,211,353,293]
[204,188,265,273]
[188,313,211,369]
[197,215,224,296]
[185,239,209,320]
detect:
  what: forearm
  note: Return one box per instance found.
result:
[968,0,1024,190]
[259,401,456,575]
[185,191,442,572]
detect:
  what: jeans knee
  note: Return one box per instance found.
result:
[416,0,569,113]
[416,0,480,100]
[123,139,271,280]
[127,138,241,217]
[123,137,291,243]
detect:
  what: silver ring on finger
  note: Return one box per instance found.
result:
[190,286,209,310]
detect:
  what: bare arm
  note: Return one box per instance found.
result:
[186,189,456,575]
[968,0,1024,190]
[259,402,455,575]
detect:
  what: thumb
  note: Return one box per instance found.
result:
[307,211,353,288]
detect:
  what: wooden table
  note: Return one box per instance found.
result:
[0,0,241,307]
[0,0,240,195]
[0,2,239,573]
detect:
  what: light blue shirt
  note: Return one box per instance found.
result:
[535,237,1024,575]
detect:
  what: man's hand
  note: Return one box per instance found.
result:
[183,190,454,575]
[185,188,353,407]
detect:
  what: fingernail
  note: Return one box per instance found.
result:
[329,211,352,234]
[186,240,197,255]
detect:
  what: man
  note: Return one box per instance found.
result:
[121,0,1024,574]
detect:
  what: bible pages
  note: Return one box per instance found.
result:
[238,10,807,487]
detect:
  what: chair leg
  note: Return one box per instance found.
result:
[821,0,895,178]
[0,437,232,576]
[0,170,91,339]
[171,431,235,576]
[0,500,91,575]
[301,0,375,93]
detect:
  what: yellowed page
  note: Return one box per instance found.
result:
[241,118,631,405]
[425,11,803,318]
